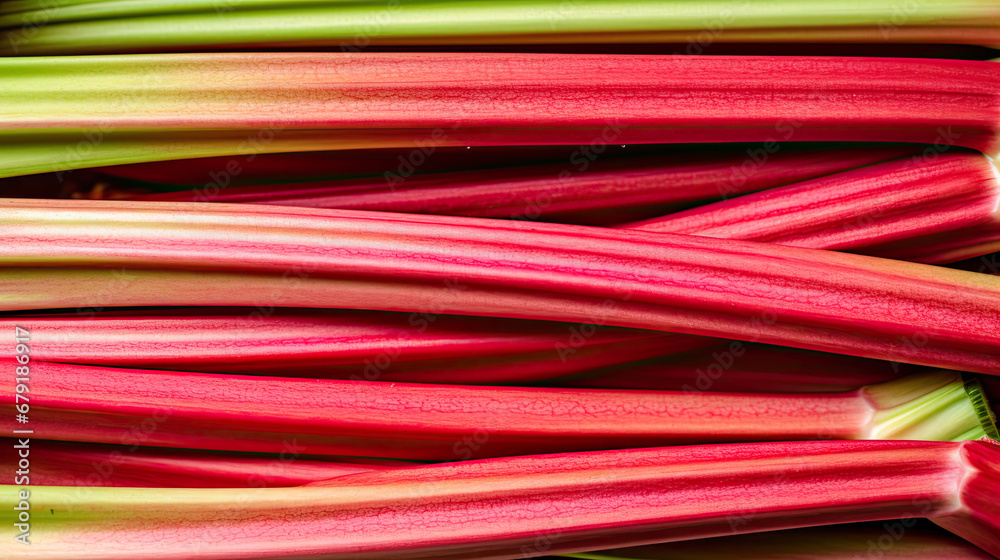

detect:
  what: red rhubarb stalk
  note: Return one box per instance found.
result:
[1,439,403,489]
[624,151,1000,264]
[2,54,999,178]
[7,439,1000,558]
[1,199,999,374]
[130,146,916,225]
[4,361,994,460]
[3,309,685,384]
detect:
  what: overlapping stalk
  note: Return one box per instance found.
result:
[1,440,401,488]
[626,151,1000,264]
[4,439,998,558]
[4,360,994,460]
[4,309,684,384]
[1,0,998,55]
[2,54,998,178]
[2,199,999,374]
[129,149,1000,262]
[130,146,916,225]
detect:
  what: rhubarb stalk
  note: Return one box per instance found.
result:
[1,199,999,374]
[1,440,403,488]
[1,54,998,178]
[3,309,686,384]
[1,0,998,55]
[4,439,999,558]
[3,361,995,460]
[625,151,1000,264]
[129,146,917,225]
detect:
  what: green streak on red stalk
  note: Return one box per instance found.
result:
[1,54,998,177]
[1,199,999,374]
[4,440,999,558]
[3,361,994,460]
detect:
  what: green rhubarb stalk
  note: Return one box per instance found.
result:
[1,0,998,55]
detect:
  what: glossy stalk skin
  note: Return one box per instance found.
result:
[560,521,995,560]
[3,440,998,559]
[2,54,999,178]
[556,342,918,392]
[131,146,916,225]
[3,309,683,384]
[626,151,1000,264]
[2,361,993,460]
[0,440,402,488]
[1,0,998,55]
[2,199,1000,374]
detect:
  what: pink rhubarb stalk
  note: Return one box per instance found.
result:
[624,151,1000,264]
[557,342,917,393]
[3,361,995,460]
[2,54,999,178]
[129,146,916,225]
[6,439,1000,558]
[1,199,999,374]
[2,440,402,488]
[3,309,685,384]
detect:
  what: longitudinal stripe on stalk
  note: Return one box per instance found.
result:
[3,309,688,384]
[1,439,402,488]
[625,151,1000,264]
[0,0,998,55]
[4,440,999,558]
[1,54,998,177]
[1,199,999,374]
[130,146,918,225]
[2,361,994,460]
